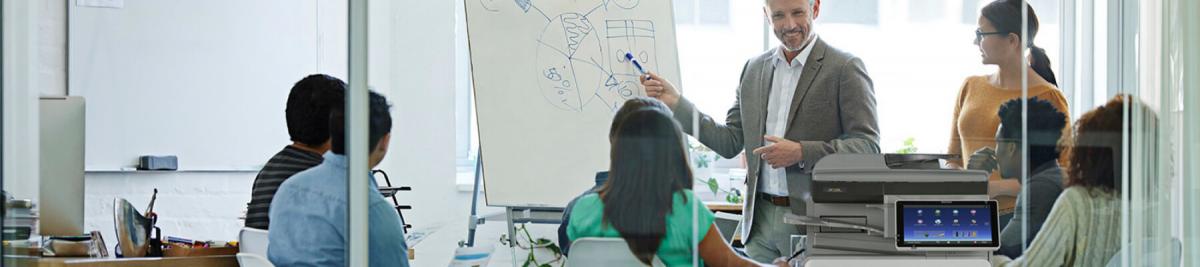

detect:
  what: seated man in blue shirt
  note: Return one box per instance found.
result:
[268,91,408,267]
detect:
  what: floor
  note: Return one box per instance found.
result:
[408,209,565,266]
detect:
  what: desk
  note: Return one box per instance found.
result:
[704,202,745,246]
[5,255,237,267]
[705,202,744,214]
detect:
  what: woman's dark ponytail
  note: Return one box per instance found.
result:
[1029,45,1057,86]
[983,0,1059,87]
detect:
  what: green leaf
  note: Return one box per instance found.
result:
[895,137,919,154]
[694,155,707,168]
[707,178,719,194]
[539,264,553,267]
[547,244,562,255]
[534,238,551,245]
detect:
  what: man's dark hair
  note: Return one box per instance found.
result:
[330,91,392,155]
[996,97,1067,169]
[286,74,346,146]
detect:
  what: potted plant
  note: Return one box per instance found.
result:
[688,139,717,185]
[501,223,563,267]
[688,140,743,204]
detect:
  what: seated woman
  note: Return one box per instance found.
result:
[567,105,783,267]
[558,97,672,256]
[993,95,1132,266]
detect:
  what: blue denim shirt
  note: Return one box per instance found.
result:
[268,152,409,267]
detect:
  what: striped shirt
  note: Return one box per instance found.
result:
[245,145,323,230]
[994,187,1122,267]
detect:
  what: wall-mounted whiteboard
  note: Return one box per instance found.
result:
[69,0,346,171]
[467,0,682,207]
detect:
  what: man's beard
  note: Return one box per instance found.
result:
[777,29,809,52]
[783,43,804,52]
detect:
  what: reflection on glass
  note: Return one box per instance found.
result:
[994,95,1129,266]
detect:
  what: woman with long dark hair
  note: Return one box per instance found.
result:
[947,0,1071,216]
[567,100,782,266]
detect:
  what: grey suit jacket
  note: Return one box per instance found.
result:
[672,38,880,242]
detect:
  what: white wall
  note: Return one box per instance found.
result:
[367,0,475,264]
[37,0,66,96]
[84,171,257,243]
[10,0,344,243]
[2,0,43,201]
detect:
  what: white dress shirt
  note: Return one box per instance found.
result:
[759,36,817,197]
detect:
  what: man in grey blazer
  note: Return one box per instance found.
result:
[642,0,879,262]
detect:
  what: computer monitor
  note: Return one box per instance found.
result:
[895,200,999,251]
[39,96,86,236]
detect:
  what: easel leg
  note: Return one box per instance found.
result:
[507,207,520,266]
[506,207,517,248]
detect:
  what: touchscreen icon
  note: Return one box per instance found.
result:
[934,219,942,225]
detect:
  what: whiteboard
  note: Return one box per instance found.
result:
[466,0,682,207]
[69,0,347,171]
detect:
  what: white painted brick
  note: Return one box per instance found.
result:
[84,172,256,245]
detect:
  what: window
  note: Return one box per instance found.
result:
[961,0,981,24]
[910,0,950,23]
[961,0,1059,25]
[820,0,880,26]
[455,0,480,188]
[674,0,731,26]
[809,0,1061,153]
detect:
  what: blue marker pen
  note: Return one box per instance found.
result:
[624,52,652,80]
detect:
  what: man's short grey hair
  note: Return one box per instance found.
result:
[764,0,816,6]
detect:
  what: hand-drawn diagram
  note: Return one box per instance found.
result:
[483,0,659,112]
[514,0,532,13]
[611,0,640,9]
[479,0,502,12]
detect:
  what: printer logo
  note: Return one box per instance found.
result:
[825,187,844,193]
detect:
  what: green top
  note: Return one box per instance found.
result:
[566,190,715,267]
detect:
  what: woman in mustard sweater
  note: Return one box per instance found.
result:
[947,0,1070,214]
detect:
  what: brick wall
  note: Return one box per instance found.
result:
[84,172,256,243]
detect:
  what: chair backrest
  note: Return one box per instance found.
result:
[713,212,743,245]
[566,237,666,267]
[239,227,271,256]
[237,253,276,267]
[1104,238,1183,267]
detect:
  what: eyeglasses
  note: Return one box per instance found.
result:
[974,29,1007,44]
